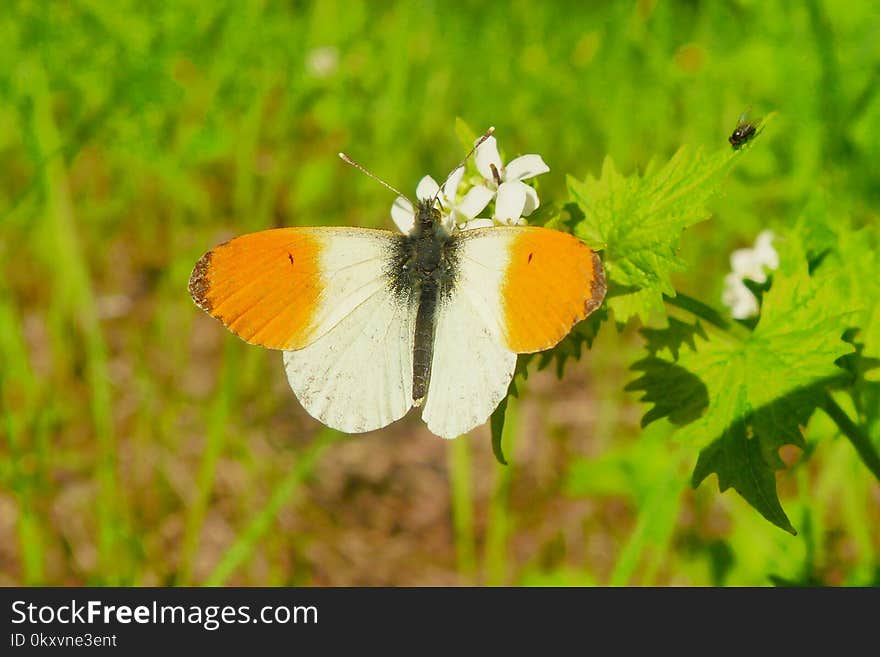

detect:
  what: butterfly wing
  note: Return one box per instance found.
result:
[283,288,416,434]
[422,226,605,438]
[189,227,406,350]
[420,281,517,439]
[190,226,418,433]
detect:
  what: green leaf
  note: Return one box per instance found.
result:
[489,367,526,466]
[489,393,509,466]
[803,217,880,381]
[627,239,855,533]
[528,307,607,378]
[691,404,798,535]
[568,145,744,325]
[454,117,478,154]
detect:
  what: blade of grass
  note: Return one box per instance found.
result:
[204,427,341,586]
[609,470,683,586]
[609,431,687,586]
[177,339,238,585]
[27,60,123,584]
[0,296,46,584]
[447,437,477,583]
[484,394,519,586]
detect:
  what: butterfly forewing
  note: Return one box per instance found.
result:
[189,227,397,350]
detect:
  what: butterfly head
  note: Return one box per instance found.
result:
[415,197,445,236]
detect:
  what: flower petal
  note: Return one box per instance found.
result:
[456,184,495,219]
[722,273,759,319]
[416,175,440,201]
[442,166,465,202]
[494,181,527,223]
[731,247,768,283]
[521,183,540,216]
[504,153,550,181]
[459,218,495,231]
[475,136,503,182]
[753,230,779,270]
[391,197,416,234]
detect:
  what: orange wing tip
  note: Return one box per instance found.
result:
[188,249,215,312]
[586,250,607,314]
[501,229,607,354]
[186,229,325,351]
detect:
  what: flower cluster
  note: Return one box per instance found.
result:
[391,135,549,234]
[721,230,779,319]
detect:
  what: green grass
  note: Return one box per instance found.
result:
[0,0,877,586]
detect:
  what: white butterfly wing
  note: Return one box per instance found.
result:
[420,286,517,439]
[283,288,416,433]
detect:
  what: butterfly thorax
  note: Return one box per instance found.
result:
[391,198,457,297]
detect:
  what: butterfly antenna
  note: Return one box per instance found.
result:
[338,152,413,204]
[431,125,495,206]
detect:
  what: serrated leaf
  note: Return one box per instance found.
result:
[626,356,709,427]
[528,307,607,378]
[801,216,880,381]
[607,286,666,328]
[627,240,855,532]
[568,145,745,325]
[691,407,798,535]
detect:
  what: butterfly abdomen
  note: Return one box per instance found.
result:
[412,280,438,405]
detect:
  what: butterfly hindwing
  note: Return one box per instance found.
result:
[421,283,517,439]
[283,285,416,433]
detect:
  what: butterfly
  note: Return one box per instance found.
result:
[188,131,606,438]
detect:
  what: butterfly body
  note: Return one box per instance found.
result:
[390,198,459,405]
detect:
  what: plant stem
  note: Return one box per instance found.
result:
[821,394,880,483]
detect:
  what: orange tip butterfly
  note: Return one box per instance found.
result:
[189,130,606,438]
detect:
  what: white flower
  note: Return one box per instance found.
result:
[722,273,760,320]
[474,135,549,223]
[721,230,779,319]
[390,166,493,234]
[305,46,339,78]
[730,230,779,283]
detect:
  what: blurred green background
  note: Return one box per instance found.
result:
[1,0,878,586]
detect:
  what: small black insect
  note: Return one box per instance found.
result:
[729,110,758,150]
